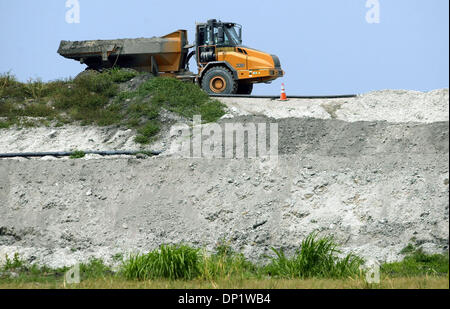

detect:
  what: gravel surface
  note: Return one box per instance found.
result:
[219,89,449,123]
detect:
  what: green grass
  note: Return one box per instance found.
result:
[24,78,47,101]
[52,71,119,125]
[381,245,449,277]
[0,71,226,144]
[121,234,363,282]
[2,235,447,289]
[0,252,66,284]
[1,277,448,289]
[137,77,225,123]
[200,243,258,281]
[3,253,25,270]
[264,233,363,279]
[104,67,139,83]
[0,72,28,99]
[121,243,259,282]
[69,150,86,159]
[122,245,201,280]
[135,121,160,144]
[79,258,114,280]
[0,119,14,129]
[0,254,114,285]
[117,77,226,142]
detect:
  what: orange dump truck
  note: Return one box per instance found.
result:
[58,19,284,95]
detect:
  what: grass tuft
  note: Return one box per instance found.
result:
[24,78,46,101]
[80,258,113,280]
[0,72,27,99]
[70,150,86,159]
[122,244,201,281]
[264,233,363,279]
[3,253,25,271]
[134,121,160,144]
[104,67,139,83]
[200,242,258,280]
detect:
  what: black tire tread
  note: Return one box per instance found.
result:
[201,67,238,95]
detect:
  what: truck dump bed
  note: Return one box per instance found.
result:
[58,30,189,74]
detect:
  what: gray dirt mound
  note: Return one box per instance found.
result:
[219,88,449,123]
[0,114,448,268]
[216,116,449,157]
[0,89,448,268]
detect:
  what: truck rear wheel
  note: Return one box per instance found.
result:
[237,82,253,95]
[201,67,237,95]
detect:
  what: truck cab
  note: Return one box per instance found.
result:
[195,19,284,95]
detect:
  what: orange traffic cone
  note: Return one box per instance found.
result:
[280,83,287,101]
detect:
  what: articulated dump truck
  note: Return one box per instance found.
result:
[58,19,284,95]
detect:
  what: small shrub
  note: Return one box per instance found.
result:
[70,150,85,159]
[24,78,46,100]
[0,72,16,91]
[3,253,25,271]
[0,72,28,99]
[135,121,160,144]
[80,258,113,280]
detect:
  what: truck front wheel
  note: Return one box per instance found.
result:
[201,67,237,95]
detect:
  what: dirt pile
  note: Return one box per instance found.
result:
[0,89,448,268]
[219,89,449,123]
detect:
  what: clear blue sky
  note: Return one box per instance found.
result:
[0,0,448,95]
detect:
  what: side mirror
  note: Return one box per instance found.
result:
[217,27,225,44]
[238,28,242,44]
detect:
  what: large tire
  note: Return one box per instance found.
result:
[201,67,237,95]
[236,82,253,95]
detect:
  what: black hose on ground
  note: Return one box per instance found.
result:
[0,150,162,158]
